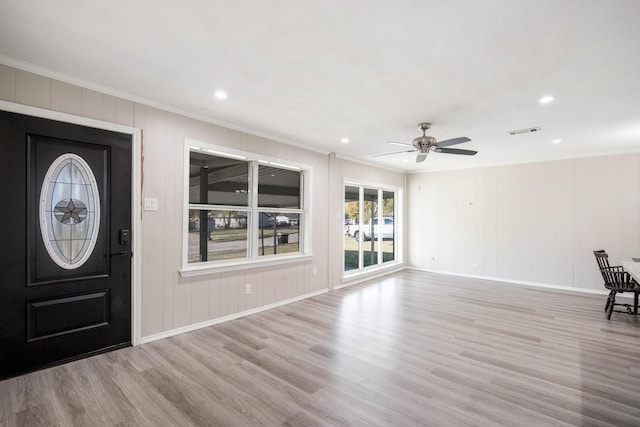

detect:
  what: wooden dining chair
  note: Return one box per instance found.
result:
[593,250,639,319]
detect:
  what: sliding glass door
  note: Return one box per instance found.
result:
[344,183,398,274]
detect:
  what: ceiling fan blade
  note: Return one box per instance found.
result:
[436,147,477,155]
[373,149,417,158]
[416,154,427,163]
[436,136,471,148]
[387,141,413,147]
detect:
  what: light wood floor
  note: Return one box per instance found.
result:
[2,270,640,426]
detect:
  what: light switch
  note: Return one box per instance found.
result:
[144,198,158,211]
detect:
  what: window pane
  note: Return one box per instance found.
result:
[258,165,300,208]
[363,188,379,267]
[344,185,360,271]
[189,151,248,206]
[188,209,248,263]
[382,190,395,263]
[258,212,300,256]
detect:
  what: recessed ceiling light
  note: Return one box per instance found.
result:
[403,159,409,163]
[539,95,554,104]
[340,137,349,143]
[552,139,562,144]
[214,90,228,100]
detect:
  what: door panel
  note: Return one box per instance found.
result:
[28,135,109,284]
[27,290,110,342]
[0,110,132,380]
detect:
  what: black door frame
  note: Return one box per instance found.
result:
[0,100,143,346]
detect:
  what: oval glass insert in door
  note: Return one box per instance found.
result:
[39,153,101,269]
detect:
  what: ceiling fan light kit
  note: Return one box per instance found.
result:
[376,122,477,163]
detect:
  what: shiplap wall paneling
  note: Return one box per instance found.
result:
[421,173,439,270]
[81,88,103,120]
[441,170,467,273]
[496,165,521,281]
[574,156,618,291]
[190,274,210,325]
[597,156,624,259]
[620,154,640,259]
[115,98,135,127]
[51,80,81,115]
[461,168,485,276]
[162,112,180,331]
[407,173,433,269]
[476,167,499,278]
[544,160,575,287]
[0,64,16,101]
[520,162,547,283]
[15,70,50,109]
[460,169,478,275]
[140,107,168,336]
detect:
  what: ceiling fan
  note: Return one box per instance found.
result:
[374,123,477,163]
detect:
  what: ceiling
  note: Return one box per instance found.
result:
[1,0,639,171]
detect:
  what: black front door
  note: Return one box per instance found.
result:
[0,110,132,380]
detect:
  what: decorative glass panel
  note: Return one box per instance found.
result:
[39,154,100,269]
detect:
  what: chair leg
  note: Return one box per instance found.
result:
[604,290,614,312]
[634,291,639,315]
[607,291,616,319]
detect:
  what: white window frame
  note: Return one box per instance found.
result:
[180,139,312,277]
[342,179,403,279]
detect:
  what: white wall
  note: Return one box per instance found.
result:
[407,155,640,291]
[0,64,405,341]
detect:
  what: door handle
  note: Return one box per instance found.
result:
[110,251,132,258]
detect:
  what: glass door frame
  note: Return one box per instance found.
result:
[343,179,402,278]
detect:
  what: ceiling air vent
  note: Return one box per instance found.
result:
[507,127,541,136]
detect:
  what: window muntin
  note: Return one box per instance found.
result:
[185,143,308,270]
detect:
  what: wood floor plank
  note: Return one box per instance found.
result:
[2,270,639,426]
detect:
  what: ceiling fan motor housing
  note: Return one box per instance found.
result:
[413,136,437,153]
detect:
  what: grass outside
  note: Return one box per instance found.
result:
[344,234,394,270]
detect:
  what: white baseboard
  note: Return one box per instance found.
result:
[139,288,329,344]
[405,266,634,298]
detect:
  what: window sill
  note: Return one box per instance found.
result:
[180,253,313,277]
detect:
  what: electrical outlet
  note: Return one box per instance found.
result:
[245,283,251,295]
[312,266,318,276]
